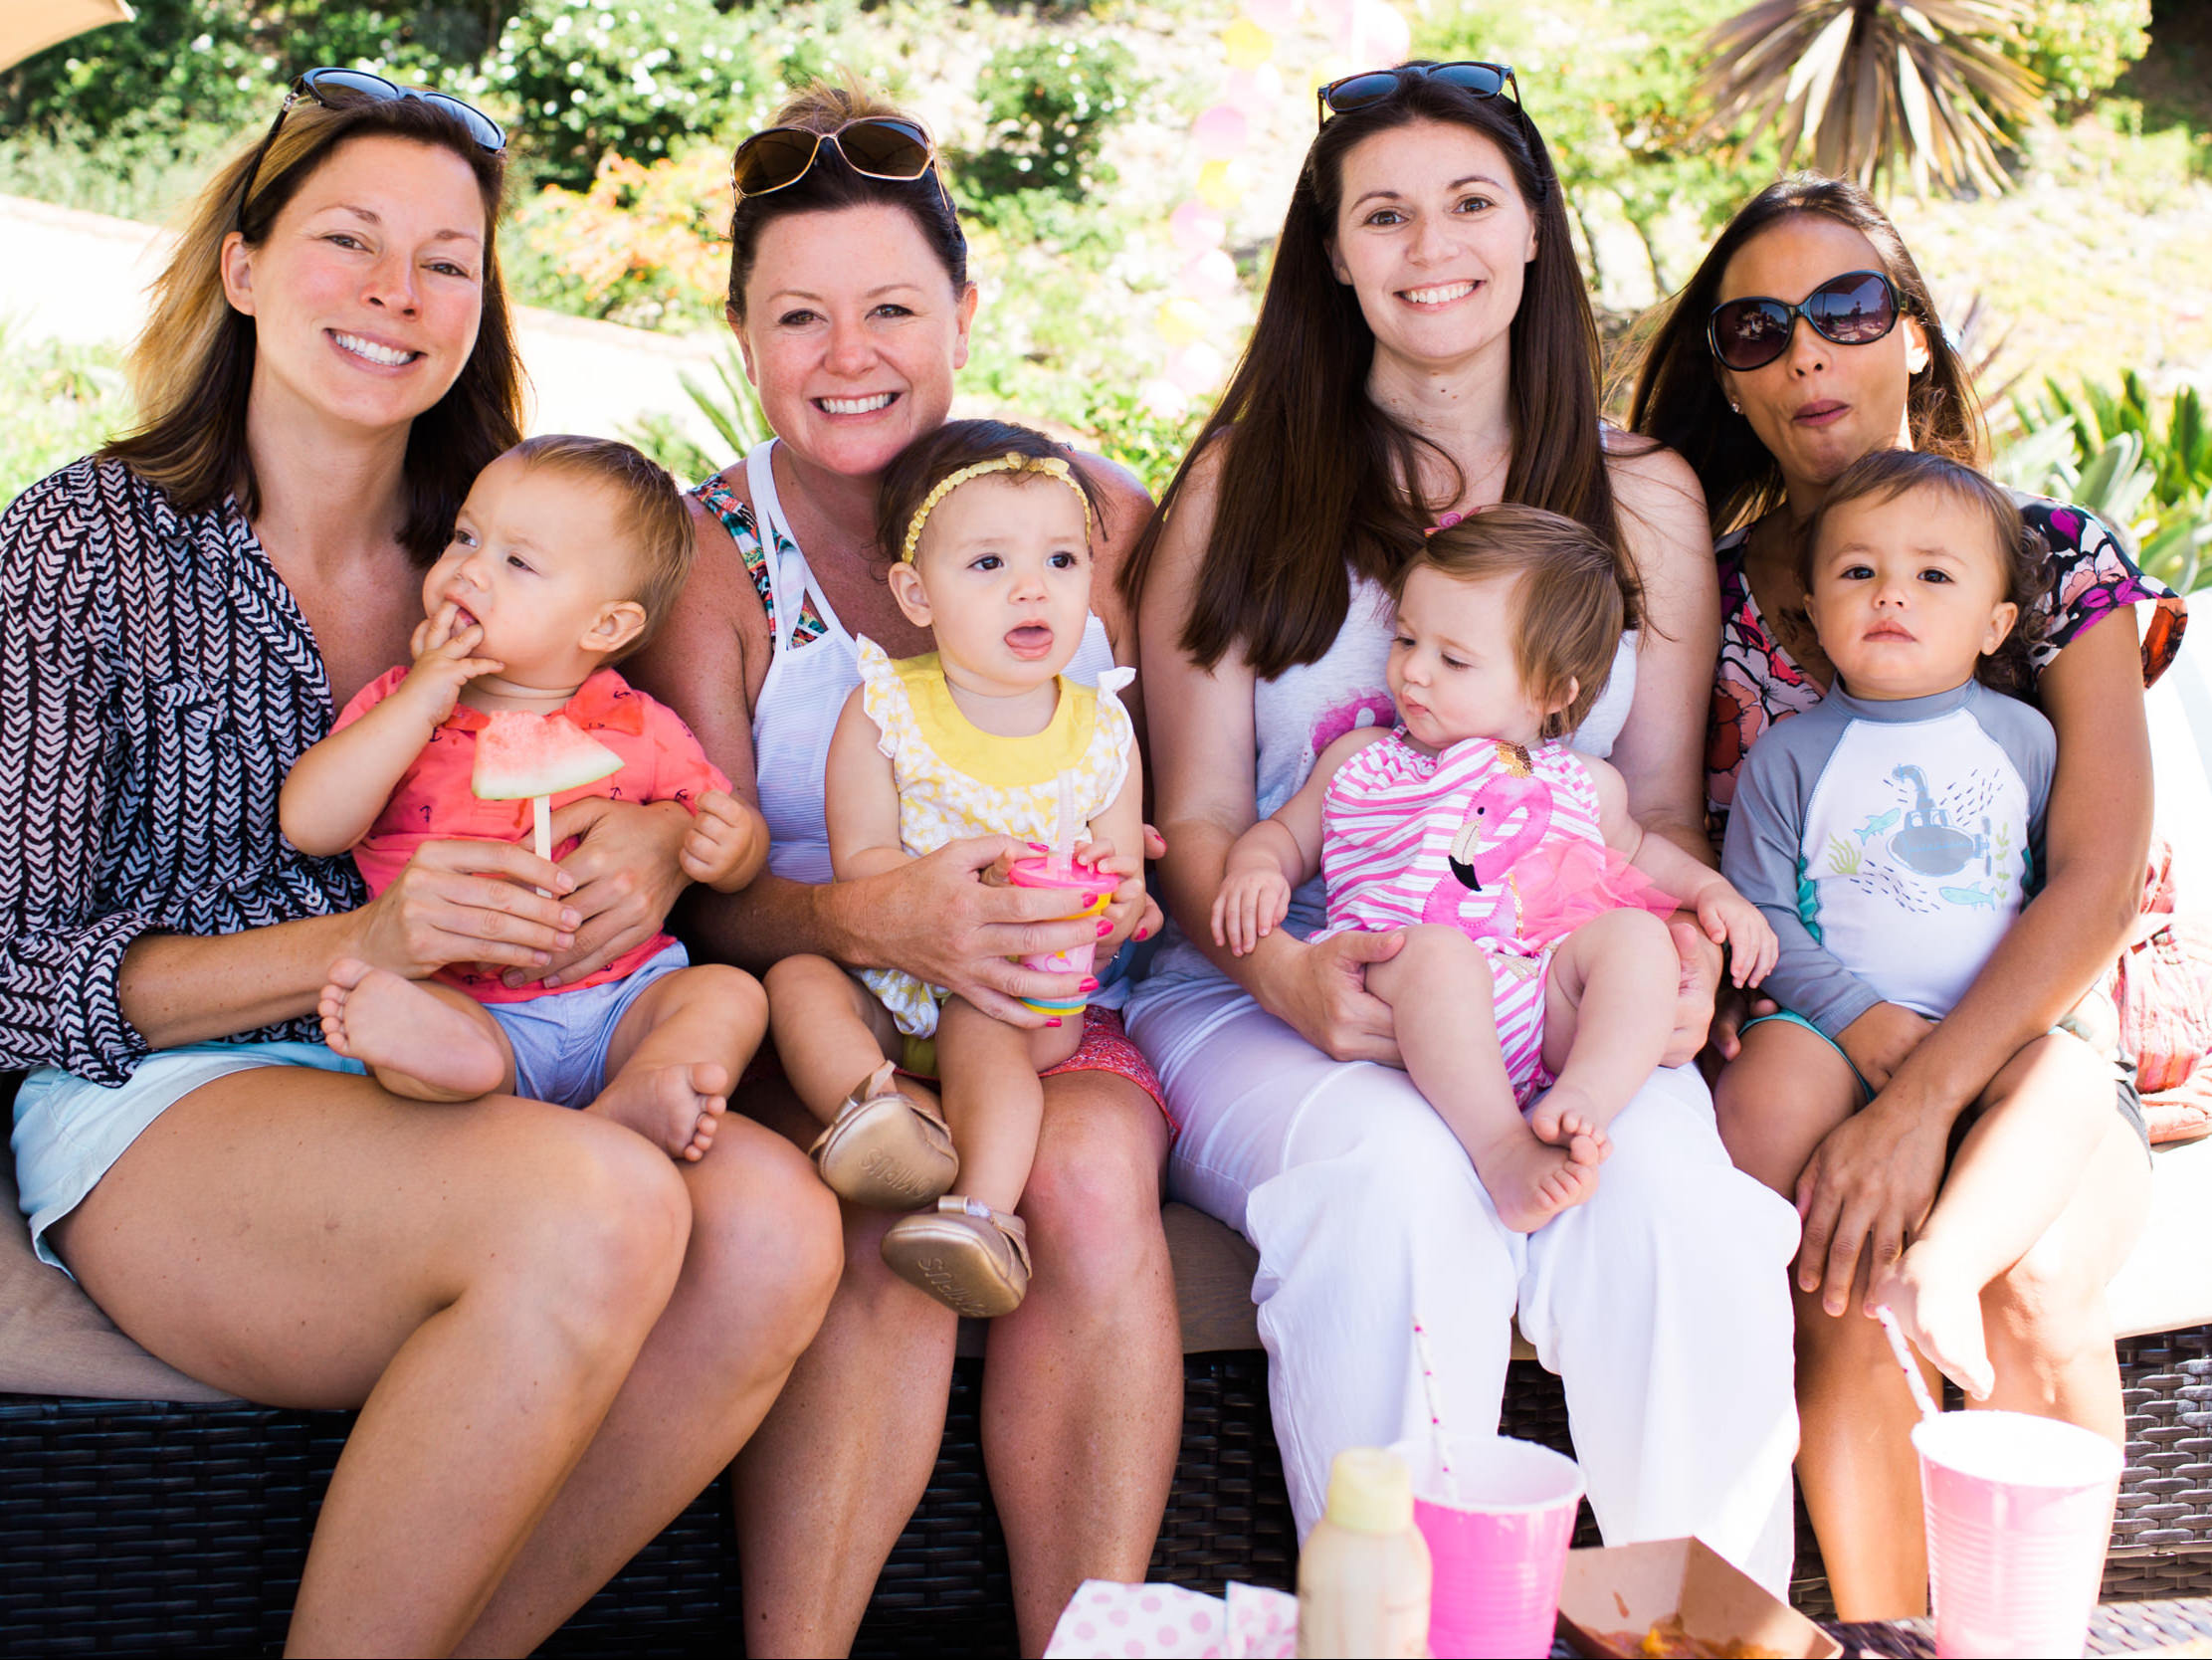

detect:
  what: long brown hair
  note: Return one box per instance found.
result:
[102,95,522,563]
[1120,62,1628,678]
[1623,173,1981,538]
[725,78,967,321]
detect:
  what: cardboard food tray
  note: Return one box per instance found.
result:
[1555,1538,1842,1659]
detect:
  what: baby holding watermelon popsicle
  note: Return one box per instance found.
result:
[280,436,767,1160]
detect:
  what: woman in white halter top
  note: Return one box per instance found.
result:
[1123,65,1803,1589]
[626,82,1180,1655]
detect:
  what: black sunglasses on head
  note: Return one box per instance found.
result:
[234,68,505,233]
[1708,270,1903,372]
[1316,61,1520,129]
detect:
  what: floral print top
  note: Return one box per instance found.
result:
[1707,495,2187,842]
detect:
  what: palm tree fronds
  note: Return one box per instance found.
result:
[1699,0,2044,196]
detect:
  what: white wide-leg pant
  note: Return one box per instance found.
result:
[1127,974,1804,1593]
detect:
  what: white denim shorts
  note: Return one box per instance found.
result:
[12,1038,366,1272]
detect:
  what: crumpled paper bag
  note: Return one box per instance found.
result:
[1043,1577,1300,1659]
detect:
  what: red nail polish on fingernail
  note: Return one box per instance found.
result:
[1080,976,1100,993]
[1134,926,1150,940]
[1048,1017,1063,1027]
[1096,919,1112,937]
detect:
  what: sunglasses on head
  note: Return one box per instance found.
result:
[1315,61,1520,129]
[234,68,504,233]
[1708,270,1903,372]
[730,115,947,210]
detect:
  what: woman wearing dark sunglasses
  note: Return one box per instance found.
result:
[1116,60,1802,1589]
[625,80,1180,1656]
[0,80,841,1653]
[1631,174,2186,1619]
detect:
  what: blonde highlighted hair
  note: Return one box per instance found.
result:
[103,95,522,562]
[1391,506,1642,739]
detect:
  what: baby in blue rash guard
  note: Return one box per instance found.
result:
[1722,448,2123,1401]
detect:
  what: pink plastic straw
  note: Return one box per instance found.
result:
[1878,1307,1941,1424]
[1411,1318,1462,1503]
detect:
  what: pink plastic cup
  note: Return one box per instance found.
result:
[1913,1409,2121,1659]
[1007,857,1117,1016]
[1390,1434,1583,1659]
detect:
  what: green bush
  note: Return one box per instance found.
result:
[0,330,132,509]
[2014,0,2151,112]
[2005,371,2212,593]
[958,38,1138,203]
[480,0,768,190]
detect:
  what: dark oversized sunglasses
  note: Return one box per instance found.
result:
[731,116,944,205]
[1316,61,1520,128]
[234,68,504,232]
[1708,270,1903,372]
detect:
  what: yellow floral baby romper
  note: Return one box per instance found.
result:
[855,635,1135,1041]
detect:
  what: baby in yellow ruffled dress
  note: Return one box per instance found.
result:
[763,420,1146,1318]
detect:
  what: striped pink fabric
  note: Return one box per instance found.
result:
[1317,730,1608,1103]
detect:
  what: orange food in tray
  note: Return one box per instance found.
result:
[1597,1613,1793,1659]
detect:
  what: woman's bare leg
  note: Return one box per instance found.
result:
[455,1112,842,1654]
[732,1075,961,1657]
[1716,1020,1935,1618]
[984,1066,1179,1655]
[50,1069,691,1657]
[733,1065,1179,1658]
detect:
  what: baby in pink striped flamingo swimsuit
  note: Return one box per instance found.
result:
[1213,508,1777,1231]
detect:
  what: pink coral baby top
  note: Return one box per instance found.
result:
[333,668,730,1003]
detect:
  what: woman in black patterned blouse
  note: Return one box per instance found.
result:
[0,85,839,1652]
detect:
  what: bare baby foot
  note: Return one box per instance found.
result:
[1471,1127,1601,1234]
[1876,1243,1995,1401]
[592,1061,728,1161]
[318,957,506,1100]
[1526,1085,1612,1167]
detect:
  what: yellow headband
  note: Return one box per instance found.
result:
[900,451,1094,562]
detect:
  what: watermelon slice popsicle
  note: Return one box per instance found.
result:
[472,712,625,881]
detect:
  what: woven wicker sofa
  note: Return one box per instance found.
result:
[7,1124,2212,1655]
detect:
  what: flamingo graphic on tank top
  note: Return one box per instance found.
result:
[1317,732,1664,955]
[1422,746,1554,937]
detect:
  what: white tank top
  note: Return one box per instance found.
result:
[1138,570,1638,989]
[698,440,1122,885]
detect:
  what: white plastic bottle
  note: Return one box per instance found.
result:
[1296,1447,1433,1658]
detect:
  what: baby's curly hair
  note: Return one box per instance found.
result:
[1390,505,1642,739]
[1799,449,2046,699]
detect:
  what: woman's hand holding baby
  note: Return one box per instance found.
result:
[352,838,579,981]
[504,796,692,989]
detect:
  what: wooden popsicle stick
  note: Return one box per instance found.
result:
[531,795,553,898]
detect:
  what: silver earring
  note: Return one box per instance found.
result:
[1729,400,1741,413]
